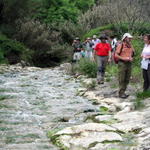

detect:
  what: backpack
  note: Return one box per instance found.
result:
[113,43,124,64]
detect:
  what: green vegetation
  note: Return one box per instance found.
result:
[83,24,114,40]
[0,34,32,64]
[77,58,97,78]
[137,91,150,99]
[47,129,69,150]
[0,0,149,67]
[134,91,150,110]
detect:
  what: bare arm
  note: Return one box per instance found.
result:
[108,51,112,62]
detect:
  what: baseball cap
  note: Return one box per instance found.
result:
[122,33,133,41]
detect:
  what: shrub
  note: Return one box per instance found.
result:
[0,34,31,64]
[78,0,150,33]
[15,19,72,67]
[77,58,97,78]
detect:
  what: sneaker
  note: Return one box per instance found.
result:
[119,94,129,99]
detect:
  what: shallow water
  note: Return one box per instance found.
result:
[0,67,98,150]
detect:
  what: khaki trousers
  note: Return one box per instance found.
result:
[118,61,132,96]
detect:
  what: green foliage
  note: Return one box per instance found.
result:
[15,20,72,67]
[130,38,144,82]
[0,0,30,24]
[73,0,95,12]
[99,106,109,114]
[0,34,32,64]
[83,23,150,40]
[106,65,118,77]
[83,24,114,39]
[134,91,150,110]
[134,98,145,110]
[78,58,97,78]
[136,91,150,99]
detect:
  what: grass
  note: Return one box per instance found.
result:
[136,91,150,99]
[47,129,69,150]
[134,91,150,110]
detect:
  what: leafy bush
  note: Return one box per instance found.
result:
[78,0,150,34]
[15,19,72,67]
[77,58,97,78]
[0,34,31,64]
[83,23,150,40]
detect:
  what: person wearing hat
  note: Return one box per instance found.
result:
[92,35,101,49]
[83,37,94,59]
[115,33,135,98]
[94,35,112,84]
[72,37,83,62]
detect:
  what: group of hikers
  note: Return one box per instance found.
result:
[72,33,150,99]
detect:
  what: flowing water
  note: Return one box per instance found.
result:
[0,67,98,150]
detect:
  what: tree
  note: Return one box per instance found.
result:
[1,0,30,24]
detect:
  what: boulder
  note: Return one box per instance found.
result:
[59,63,72,74]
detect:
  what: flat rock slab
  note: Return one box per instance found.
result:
[53,123,123,149]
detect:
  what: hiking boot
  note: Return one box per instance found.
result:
[97,81,104,84]
[119,93,129,99]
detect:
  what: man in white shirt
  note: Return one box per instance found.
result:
[92,35,100,49]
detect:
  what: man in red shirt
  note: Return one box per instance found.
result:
[94,35,111,84]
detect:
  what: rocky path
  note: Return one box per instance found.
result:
[0,65,98,150]
[49,65,150,150]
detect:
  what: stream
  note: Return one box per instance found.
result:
[0,67,98,150]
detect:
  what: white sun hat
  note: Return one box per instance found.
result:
[122,33,133,41]
[93,35,97,38]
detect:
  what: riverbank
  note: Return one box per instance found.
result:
[49,63,150,150]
